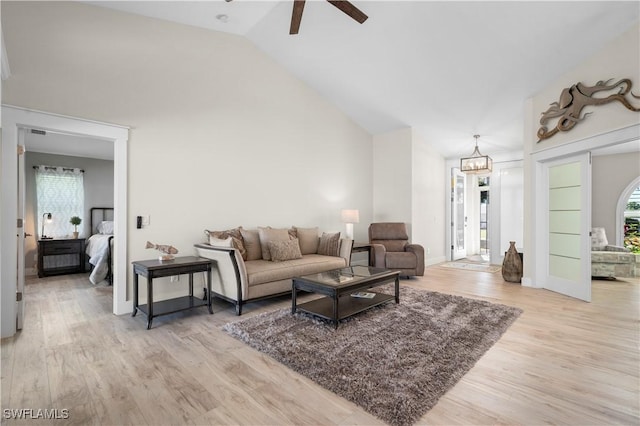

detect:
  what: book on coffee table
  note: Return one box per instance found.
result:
[350,291,375,299]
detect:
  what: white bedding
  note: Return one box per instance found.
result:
[86,233,113,284]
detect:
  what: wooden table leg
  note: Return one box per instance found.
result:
[206,268,213,314]
[333,294,339,329]
[132,270,138,317]
[394,276,400,304]
[291,283,297,314]
[147,277,153,329]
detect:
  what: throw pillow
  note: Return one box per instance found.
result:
[258,227,292,261]
[317,232,340,256]
[208,236,233,247]
[591,227,608,250]
[294,226,320,254]
[240,228,262,261]
[206,227,246,260]
[268,239,303,262]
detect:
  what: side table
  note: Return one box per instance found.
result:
[132,256,213,329]
[352,243,373,266]
[38,238,86,278]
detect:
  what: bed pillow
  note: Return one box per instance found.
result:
[98,221,114,234]
[317,232,341,256]
[268,239,302,262]
[258,227,291,261]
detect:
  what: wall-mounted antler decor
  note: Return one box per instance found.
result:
[537,78,640,142]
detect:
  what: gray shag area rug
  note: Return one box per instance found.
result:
[223,286,522,426]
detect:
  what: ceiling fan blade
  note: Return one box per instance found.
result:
[326,0,368,24]
[290,0,306,35]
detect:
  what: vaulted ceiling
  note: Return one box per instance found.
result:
[55,1,640,157]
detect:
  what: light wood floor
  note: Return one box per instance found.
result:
[2,266,638,425]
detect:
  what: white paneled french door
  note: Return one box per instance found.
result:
[451,168,467,260]
[542,153,591,301]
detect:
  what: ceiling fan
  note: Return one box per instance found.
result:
[290,0,368,34]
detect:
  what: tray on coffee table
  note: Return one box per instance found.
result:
[291,266,400,328]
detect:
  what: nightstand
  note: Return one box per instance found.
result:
[38,238,86,278]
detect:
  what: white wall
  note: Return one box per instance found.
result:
[372,128,412,227]
[372,128,446,265]
[523,23,640,284]
[2,2,373,308]
[24,151,114,272]
[592,151,640,244]
[412,131,446,264]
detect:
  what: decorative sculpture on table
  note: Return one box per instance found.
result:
[146,241,178,261]
[537,78,640,142]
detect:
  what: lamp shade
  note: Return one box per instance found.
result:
[341,209,360,223]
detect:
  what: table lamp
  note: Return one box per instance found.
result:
[41,212,53,239]
[341,209,359,240]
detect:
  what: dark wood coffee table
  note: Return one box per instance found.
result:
[292,266,400,329]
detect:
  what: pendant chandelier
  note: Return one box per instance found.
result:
[460,134,492,174]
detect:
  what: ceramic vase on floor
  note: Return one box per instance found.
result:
[502,241,523,283]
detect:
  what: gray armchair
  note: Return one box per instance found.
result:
[368,222,425,277]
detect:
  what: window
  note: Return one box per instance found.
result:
[36,166,84,239]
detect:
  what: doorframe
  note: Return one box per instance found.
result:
[1,105,130,338]
[450,167,467,261]
[529,123,640,291]
[616,176,640,246]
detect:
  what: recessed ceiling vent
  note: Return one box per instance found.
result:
[30,129,47,136]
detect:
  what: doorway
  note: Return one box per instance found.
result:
[478,177,490,262]
[529,124,639,301]
[1,106,129,338]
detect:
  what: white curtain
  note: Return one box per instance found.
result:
[36,166,85,239]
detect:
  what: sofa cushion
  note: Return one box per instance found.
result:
[317,232,340,256]
[386,252,417,269]
[206,227,246,260]
[240,228,262,261]
[369,222,409,240]
[294,226,320,254]
[258,227,292,261]
[591,251,635,264]
[269,239,303,262]
[245,254,347,286]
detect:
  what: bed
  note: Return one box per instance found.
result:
[86,207,114,285]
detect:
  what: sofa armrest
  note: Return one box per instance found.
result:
[370,243,387,268]
[339,238,353,265]
[406,244,425,276]
[194,243,247,303]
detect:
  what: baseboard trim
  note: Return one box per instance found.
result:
[426,256,446,266]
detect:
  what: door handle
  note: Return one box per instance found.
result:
[25,233,33,238]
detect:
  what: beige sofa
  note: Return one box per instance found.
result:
[195,226,352,315]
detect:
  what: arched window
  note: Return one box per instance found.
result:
[625,186,640,253]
